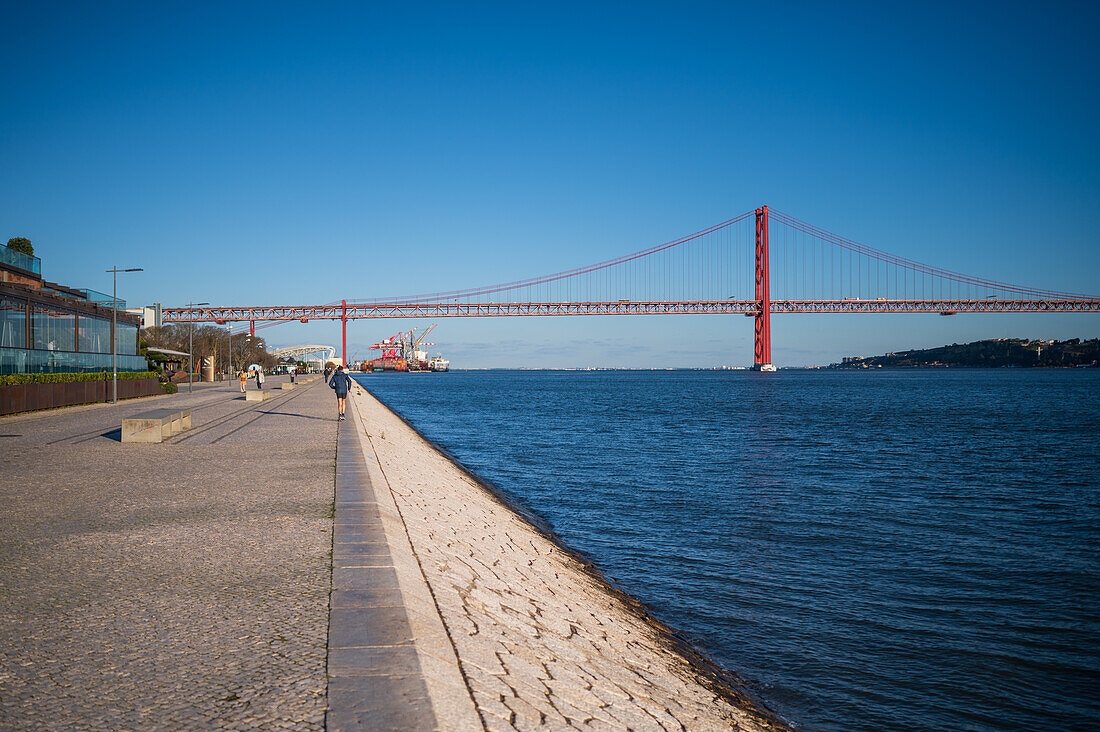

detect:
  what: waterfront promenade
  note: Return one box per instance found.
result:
[0,377,783,730]
[1,378,333,729]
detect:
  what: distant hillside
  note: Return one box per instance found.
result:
[828,338,1100,369]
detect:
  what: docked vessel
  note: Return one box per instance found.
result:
[428,356,450,372]
[362,357,408,373]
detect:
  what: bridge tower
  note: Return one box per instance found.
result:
[753,205,774,371]
[341,299,347,366]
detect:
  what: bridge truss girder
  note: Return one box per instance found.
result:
[771,299,1100,314]
[162,298,1100,324]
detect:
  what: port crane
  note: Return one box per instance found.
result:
[367,324,439,371]
[410,324,437,365]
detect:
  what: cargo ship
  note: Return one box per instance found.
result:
[362,357,408,373]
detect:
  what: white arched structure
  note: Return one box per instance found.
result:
[271,345,337,363]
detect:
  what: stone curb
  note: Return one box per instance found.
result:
[326,404,435,731]
[345,391,484,732]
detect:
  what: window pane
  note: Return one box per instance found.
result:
[78,315,112,354]
[32,304,75,352]
[0,295,26,348]
[116,323,138,355]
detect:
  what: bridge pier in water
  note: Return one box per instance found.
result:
[753,205,775,371]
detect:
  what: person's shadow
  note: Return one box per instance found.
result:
[258,410,330,421]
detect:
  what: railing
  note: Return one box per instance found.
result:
[0,347,148,375]
[78,289,127,309]
[0,247,41,276]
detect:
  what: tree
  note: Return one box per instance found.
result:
[6,237,33,256]
[143,324,276,374]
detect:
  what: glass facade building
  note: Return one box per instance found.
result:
[0,286,145,375]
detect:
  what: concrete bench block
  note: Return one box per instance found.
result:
[122,408,192,443]
[245,390,271,401]
[281,383,296,390]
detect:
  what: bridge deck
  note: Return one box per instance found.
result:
[165,298,1100,323]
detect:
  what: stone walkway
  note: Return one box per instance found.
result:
[327,405,436,730]
[0,378,334,730]
[329,394,483,731]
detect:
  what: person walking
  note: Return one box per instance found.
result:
[330,365,353,421]
[255,368,265,390]
[237,369,248,393]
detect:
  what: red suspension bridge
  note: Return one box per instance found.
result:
[164,206,1100,369]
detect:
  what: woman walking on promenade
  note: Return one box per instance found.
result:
[330,365,352,421]
[255,368,265,390]
[237,369,248,393]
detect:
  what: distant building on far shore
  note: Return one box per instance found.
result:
[124,304,162,329]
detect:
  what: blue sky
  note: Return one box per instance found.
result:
[2,1,1097,367]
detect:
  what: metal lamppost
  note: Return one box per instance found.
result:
[107,267,143,404]
[187,301,209,393]
[226,326,240,381]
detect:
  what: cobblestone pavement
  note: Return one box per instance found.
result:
[0,379,335,730]
[349,389,786,732]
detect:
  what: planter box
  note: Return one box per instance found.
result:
[0,377,162,416]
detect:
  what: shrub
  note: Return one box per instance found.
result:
[0,371,158,386]
[161,381,178,394]
[6,237,33,256]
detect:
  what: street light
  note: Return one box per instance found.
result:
[187,301,209,393]
[107,267,143,404]
[226,326,242,381]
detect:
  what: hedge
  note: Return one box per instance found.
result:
[0,371,159,386]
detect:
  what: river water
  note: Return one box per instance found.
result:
[352,369,1099,731]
